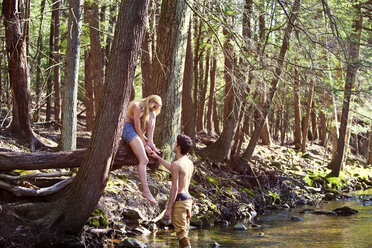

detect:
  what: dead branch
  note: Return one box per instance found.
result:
[0,142,159,171]
[0,177,73,197]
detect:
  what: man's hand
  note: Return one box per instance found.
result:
[148,150,160,159]
[163,209,172,220]
[144,144,153,154]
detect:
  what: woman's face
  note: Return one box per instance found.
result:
[149,101,161,112]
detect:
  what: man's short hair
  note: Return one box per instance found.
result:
[177,134,193,155]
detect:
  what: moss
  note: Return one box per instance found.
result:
[207,176,219,189]
[241,188,255,198]
[88,208,109,228]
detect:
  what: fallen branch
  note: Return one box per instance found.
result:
[0,171,72,181]
[0,142,159,171]
[0,177,74,197]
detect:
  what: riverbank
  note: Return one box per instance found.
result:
[0,130,371,247]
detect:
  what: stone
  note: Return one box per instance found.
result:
[291,216,303,221]
[117,238,148,248]
[333,206,358,216]
[233,224,247,231]
[123,208,142,220]
[208,242,221,247]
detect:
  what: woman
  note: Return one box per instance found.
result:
[122,95,162,204]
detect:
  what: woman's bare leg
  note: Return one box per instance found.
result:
[128,137,158,204]
[147,112,160,153]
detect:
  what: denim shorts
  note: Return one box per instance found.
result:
[122,122,138,143]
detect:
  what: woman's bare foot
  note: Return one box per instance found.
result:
[142,191,158,204]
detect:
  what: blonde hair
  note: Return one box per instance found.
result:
[131,95,162,131]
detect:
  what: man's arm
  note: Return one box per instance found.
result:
[164,162,179,219]
[149,151,172,170]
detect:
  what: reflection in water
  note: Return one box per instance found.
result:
[138,190,372,247]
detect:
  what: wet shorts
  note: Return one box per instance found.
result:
[122,122,138,143]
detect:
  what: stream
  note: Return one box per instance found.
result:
[137,189,372,247]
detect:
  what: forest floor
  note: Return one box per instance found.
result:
[0,126,371,247]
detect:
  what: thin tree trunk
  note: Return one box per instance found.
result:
[206,53,216,133]
[212,95,220,135]
[181,22,195,141]
[238,0,301,165]
[86,2,104,115]
[293,67,302,149]
[319,111,327,146]
[34,0,46,122]
[61,0,83,151]
[301,80,314,153]
[197,47,209,132]
[141,0,154,98]
[193,18,203,134]
[84,50,95,131]
[329,2,362,177]
[3,0,44,151]
[46,0,54,122]
[150,0,192,160]
[53,0,61,124]
[311,101,317,140]
[368,126,372,165]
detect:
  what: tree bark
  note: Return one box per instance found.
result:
[368,126,372,165]
[319,111,327,146]
[310,101,317,140]
[329,2,362,177]
[301,80,314,153]
[237,0,301,166]
[150,0,192,160]
[293,67,302,149]
[3,0,44,151]
[181,22,196,141]
[52,0,61,125]
[0,143,158,171]
[197,47,210,131]
[86,2,105,115]
[84,50,95,131]
[206,54,216,133]
[61,0,83,151]
[140,0,154,98]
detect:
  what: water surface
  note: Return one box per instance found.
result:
[139,189,372,247]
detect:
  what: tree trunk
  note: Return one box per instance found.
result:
[86,2,105,115]
[149,0,192,160]
[141,0,154,98]
[329,3,362,177]
[223,27,234,122]
[368,126,372,165]
[206,53,216,133]
[61,0,83,151]
[46,0,54,122]
[197,47,210,131]
[52,0,61,125]
[181,22,196,141]
[311,101,317,140]
[3,0,44,151]
[0,143,158,171]
[301,80,314,153]
[34,0,46,123]
[237,0,301,166]
[84,50,95,131]
[193,18,203,135]
[293,67,302,149]
[319,111,327,146]
[212,95,220,135]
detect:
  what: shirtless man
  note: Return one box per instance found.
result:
[150,134,194,248]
